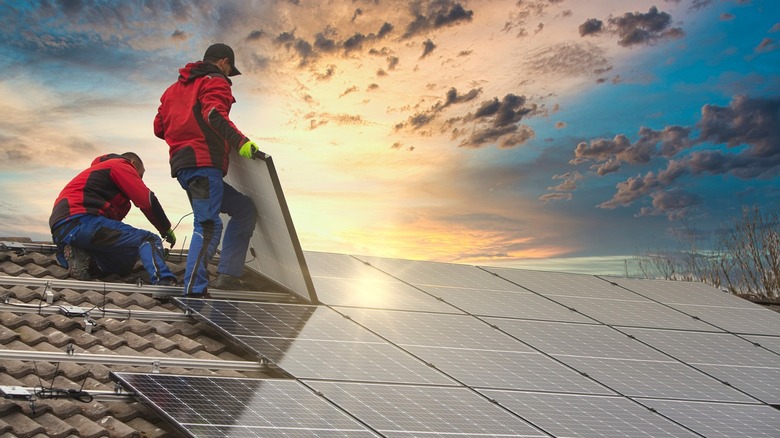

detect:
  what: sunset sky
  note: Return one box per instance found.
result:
[0,0,778,275]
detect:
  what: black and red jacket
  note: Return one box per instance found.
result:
[49,154,172,235]
[154,61,249,177]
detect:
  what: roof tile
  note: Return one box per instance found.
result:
[167,333,203,355]
[64,328,102,349]
[89,330,127,351]
[39,327,73,348]
[3,411,46,437]
[62,413,108,438]
[79,402,110,421]
[33,412,77,438]
[37,400,81,419]
[146,333,177,353]
[96,415,140,438]
[121,332,154,351]
[0,325,20,344]
[123,417,168,437]
[146,320,180,338]
[15,325,46,346]
[18,314,52,331]
[0,312,25,329]
[193,335,228,355]
[48,314,84,333]
[0,261,24,277]
[21,264,49,278]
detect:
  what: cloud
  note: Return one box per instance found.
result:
[421,39,437,58]
[579,6,684,47]
[755,37,777,53]
[524,42,610,79]
[578,18,604,36]
[403,1,474,38]
[568,95,780,219]
[274,20,394,67]
[397,87,482,131]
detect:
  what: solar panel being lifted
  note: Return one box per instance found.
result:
[222,149,317,303]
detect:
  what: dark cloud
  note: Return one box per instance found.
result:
[275,21,394,67]
[581,6,684,47]
[400,87,483,131]
[344,33,368,52]
[459,124,535,149]
[469,94,536,127]
[608,6,684,47]
[568,95,780,219]
[421,39,436,57]
[578,18,603,36]
[403,1,474,38]
[638,190,701,220]
[387,56,399,70]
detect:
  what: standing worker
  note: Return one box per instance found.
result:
[154,43,262,296]
[49,152,178,285]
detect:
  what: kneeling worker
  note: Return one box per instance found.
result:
[49,152,178,285]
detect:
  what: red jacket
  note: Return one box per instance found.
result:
[154,61,249,177]
[49,154,172,235]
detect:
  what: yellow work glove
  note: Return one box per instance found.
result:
[164,228,176,246]
[239,140,259,159]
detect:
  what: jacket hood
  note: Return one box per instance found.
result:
[178,61,231,85]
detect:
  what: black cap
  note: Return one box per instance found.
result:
[203,43,241,76]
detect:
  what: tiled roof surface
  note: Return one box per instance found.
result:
[0,239,280,437]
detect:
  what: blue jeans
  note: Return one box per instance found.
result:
[52,214,175,284]
[176,167,256,294]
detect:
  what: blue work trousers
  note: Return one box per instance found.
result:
[176,167,256,295]
[52,215,175,284]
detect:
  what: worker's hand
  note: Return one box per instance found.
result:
[164,228,176,246]
[239,140,259,159]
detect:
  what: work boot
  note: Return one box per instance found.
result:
[213,273,260,291]
[64,245,91,281]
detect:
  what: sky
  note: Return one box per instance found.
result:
[0,0,778,276]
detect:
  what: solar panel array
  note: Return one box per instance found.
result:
[117,251,780,437]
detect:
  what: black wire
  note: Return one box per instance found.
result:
[171,212,193,232]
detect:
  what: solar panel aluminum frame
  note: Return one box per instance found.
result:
[223,151,317,303]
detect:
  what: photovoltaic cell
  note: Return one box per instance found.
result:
[339,307,534,352]
[662,303,780,336]
[353,254,521,291]
[691,364,780,405]
[177,299,455,385]
[402,345,612,395]
[485,318,671,361]
[621,327,780,368]
[311,276,459,312]
[418,285,594,323]
[304,251,391,281]
[555,355,755,402]
[483,266,640,300]
[744,334,780,355]
[238,336,455,384]
[638,398,780,438]
[224,151,317,303]
[543,296,720,331]
[304,381,547,437]
[111,373,379,437]
[480,389,700,438]
[604,276,758,308]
